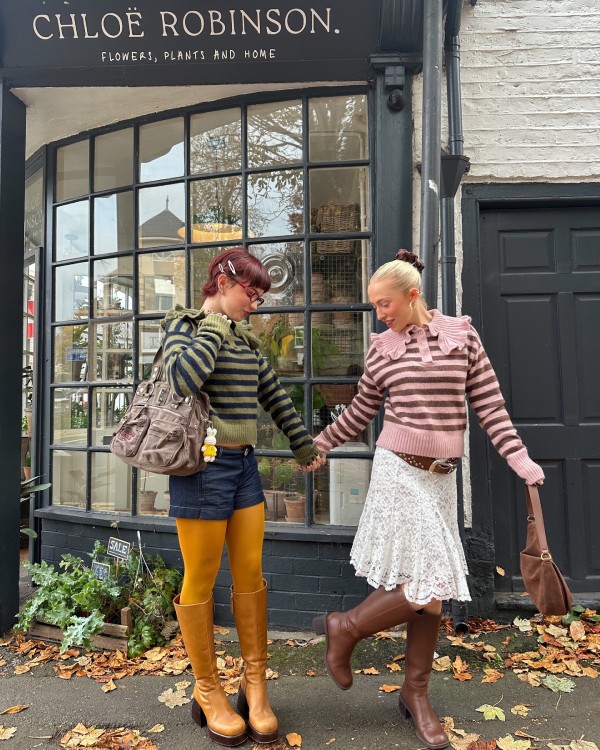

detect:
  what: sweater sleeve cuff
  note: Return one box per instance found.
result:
[196,314,232,339]
[506,448,545,485]
[293,444,319,466]
[313,435,333,455]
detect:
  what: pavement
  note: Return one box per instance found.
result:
[1,625,599,750]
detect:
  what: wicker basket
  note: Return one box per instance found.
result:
[311,203,362,255]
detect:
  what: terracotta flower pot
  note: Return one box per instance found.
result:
[284,494,305,523]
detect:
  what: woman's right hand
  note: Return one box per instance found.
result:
[299,453,327,472]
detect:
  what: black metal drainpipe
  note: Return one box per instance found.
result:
[442,0,470,635]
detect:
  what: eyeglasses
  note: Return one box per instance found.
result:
[218,260,265,307]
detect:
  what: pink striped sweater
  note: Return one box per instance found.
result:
[314,310,544,485]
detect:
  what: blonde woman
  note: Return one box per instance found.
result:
[313,249,544,749]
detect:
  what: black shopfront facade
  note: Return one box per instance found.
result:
[0,0,471,632]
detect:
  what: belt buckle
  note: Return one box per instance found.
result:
[429,458,456,474]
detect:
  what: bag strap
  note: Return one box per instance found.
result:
[149,320,198,382]
[525,484,551,559]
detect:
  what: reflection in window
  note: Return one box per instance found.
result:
[53,325,89,383]
[52,449,87,508]
[138,320,164,380]
[92,387,132,447]
[52,388,88,447]
[247,169,303,237]
[137,470,169,516]
[190,175,243,242]
[25,170,45,254]
[94,192,134,255]
[190,109,242,174]
[191,247,225,308]
[93,256,134,317]
[94,129,133,191]
[253,311,305,377]
[89,322,133,381]
[311,312,370,378]
[313,456,372,525]
[251,242,304,308]
[138,184,185,248]
[309,95,368,162]
[55,263,89,322]
[91,451,131,512]
[139,118,184,182]
[257,456,306,523]
[56,141,89,202]
[55,201,90,261]
[247,101,303,168]
[138,250,186,314]
[310,167,370,234]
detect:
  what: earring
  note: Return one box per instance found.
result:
[219,287,225,295]
[409,300,415,311]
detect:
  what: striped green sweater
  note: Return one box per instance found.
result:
[161,308,318,465]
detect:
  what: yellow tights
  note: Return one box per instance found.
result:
[176,503,265,605]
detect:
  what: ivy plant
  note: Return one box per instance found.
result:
[16,542,182,657]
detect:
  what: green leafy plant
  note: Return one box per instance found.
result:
[15,541,182,657]
[20,477,51,540]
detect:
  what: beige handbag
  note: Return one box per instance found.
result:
[110,343,210,476]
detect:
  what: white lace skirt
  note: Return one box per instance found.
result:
[350,447,471,605]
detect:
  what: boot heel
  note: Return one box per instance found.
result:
[313,614,327,635]
[236,687,249,721]
[398,697,412,720]
[191,698,207,727]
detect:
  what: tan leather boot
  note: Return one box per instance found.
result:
[174,595,247,747]
[231,581,278,744]
[313,586,422,690]
[398,612,449,749]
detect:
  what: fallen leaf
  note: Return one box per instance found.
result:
[378,684,401,692]
[148,724,165,733]
[440,716,480,750]
[495,735,531,750]
[0,706,28,715]
[286,732,302,747]
[265,668,279,680]
[513,617,532,633]
[510,704,530,717]
[569,620,586,642]
[496,566,505,576]
[175,680,191,691]
[359,667,380,675]
[325,740,336,746]
[433,655,452,671]
[374,630,397,640]
[158,688,191,708]
[467,742,497,750]
[475,704,505,721]
[452,655,473,681]
[285,640,298,647]
[213,625,230,635]
[305,668,316,677]
[482,669,504,683]
[539,674,575,693]
[0,726,17,741]
[13,664,31,675]
[569,742,599,750]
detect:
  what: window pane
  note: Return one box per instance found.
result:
[250,242,304,309]
[94,129,134,191]
[138,250,186,314]
[94,256,134,318]
[257,457,306,523]
[53,388,88,446]
[256,385,295,451]
[54,324,88,383]
[94,192,134,255]
[253,311,305,377]
[311,239,370,303]
[309,95,368,162]
[91,452,132,512]
[138,183,185,248]
[25,170,45,253]
[56,141,89,202]
[138,320,164,380]
[190,246,226,308]
[311,312,370,378]
[138,470,170,516]
[92,387,133,447]
[313,382,373,447]
[55,262,89,322]
[55,200,90,261]
[190,109,241,174]
[247,169,303,238]
[90,322,133,381]
[313,456,372,525]
[189,176,243,242]
[52,449,86,508]
[247,101,303,168]
[139,118,184,182]
[310,167,370,234]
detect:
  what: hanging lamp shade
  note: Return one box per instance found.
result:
[177,223,244,243]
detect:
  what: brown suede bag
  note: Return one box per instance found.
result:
[520,485,573,616]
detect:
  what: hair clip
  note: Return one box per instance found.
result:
[218,260,237,275]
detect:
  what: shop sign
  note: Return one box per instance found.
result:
[91,561,111,581]
[107,537,131,561]
[0,1,378,84]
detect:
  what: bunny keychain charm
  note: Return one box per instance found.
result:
[201,424,218,462]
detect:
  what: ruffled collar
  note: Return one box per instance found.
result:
[161,304,261,350]
[370,309,471,360]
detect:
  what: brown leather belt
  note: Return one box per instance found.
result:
[395,452,459,475]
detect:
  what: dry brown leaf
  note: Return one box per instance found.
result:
[467,742,497,750]
[265,668,279,680]
[285,640,298,647]
[157,688,191,708]
[387,662,402,672]
[440,716,480,750]
[374,630,397,640]
[148,724,165,733]
[13,664,31,675]
[495,735,531,750]
[0,725,17,741]
[495,566,505,576]
[510,704,530,717]
[481,668,504,683]
[0,706,28,715]
[175,679,191,691]
[569,742,600,750]
[0,660,6,668]
[100,679,117,693]
[359,666,380,675]
[433,655,452,671]
[213,625,230,635]
[452,655,472,681]
[286,732,302,747]
[391,653,405,662]
[378,684,401,692]
[305,668,316,677]
[325,740,336,747]
[570,620,586,642]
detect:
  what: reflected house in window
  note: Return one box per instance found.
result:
[138,199,186,313]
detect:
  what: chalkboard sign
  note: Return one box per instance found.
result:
[107,537,131,560]
[91,561,111,581]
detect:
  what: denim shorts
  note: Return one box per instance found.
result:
[168,446,265,520]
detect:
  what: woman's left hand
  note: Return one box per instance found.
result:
[299,454,327,472]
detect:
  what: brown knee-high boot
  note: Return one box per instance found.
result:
[313,586,422,690]
[398,612,449,749]
[174,595,247,747]
[231,581,278,744]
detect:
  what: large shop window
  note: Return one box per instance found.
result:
[49,93,372,526]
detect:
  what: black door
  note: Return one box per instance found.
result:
[477,206,600,595]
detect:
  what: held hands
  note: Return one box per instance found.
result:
[298,453,327,473]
